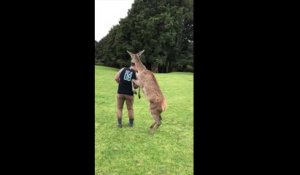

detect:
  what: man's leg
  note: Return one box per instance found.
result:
[125,95,134,127]
[116,94,125,128]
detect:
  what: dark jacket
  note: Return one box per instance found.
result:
[117,67,137,96]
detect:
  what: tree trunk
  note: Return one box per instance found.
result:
[157,65,161,73]
[151,64,158,73]
[161,65,166,73]
[168,61,172,73]
[166,61,169,73]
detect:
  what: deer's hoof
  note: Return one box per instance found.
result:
[148,128,155,134]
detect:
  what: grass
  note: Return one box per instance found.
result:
[95,65,193,175]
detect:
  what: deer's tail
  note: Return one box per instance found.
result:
[161,96,167,112]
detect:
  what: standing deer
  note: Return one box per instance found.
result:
[127,50,167,131]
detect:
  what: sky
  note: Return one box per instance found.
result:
[95,0,135,42]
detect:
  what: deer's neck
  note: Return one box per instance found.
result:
[135,60,147,72]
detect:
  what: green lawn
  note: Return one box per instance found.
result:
[95,65,193,175]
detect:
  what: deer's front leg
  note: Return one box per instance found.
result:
[132,81,137,94]
[138,86,141,99]
[132,79,142,98]
[132,79,142,87]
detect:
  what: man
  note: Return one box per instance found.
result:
[114,62,138,128]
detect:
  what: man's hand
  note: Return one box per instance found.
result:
[114,68,124,84]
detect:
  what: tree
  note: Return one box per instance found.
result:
[95,0,193,72]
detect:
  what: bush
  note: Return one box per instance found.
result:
[184,65,193,72]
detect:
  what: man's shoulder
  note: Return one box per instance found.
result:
[121,67,136,75]
[120,67,127,72]
[125,67,136,72]
[131,69,136,73]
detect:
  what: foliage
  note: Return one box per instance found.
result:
[95,0,193,72]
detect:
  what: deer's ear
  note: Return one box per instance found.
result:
[137,50,144,57]
[127,50,133,55]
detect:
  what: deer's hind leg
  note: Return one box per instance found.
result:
[149,122,156,129]
[153,115,162,129]
[149,112,158,129]
[149,114,161,134]
[149,108,162,130]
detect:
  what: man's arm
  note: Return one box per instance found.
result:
[114,68,124,83]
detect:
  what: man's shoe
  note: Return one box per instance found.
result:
[129,119,134,127]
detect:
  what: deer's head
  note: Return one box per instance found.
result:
[127,50,144,66]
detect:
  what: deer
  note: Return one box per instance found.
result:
[127,50,167,131]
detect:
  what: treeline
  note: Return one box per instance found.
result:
[95,0,193,72]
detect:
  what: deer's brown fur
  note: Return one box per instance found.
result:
[127,50,167,131]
